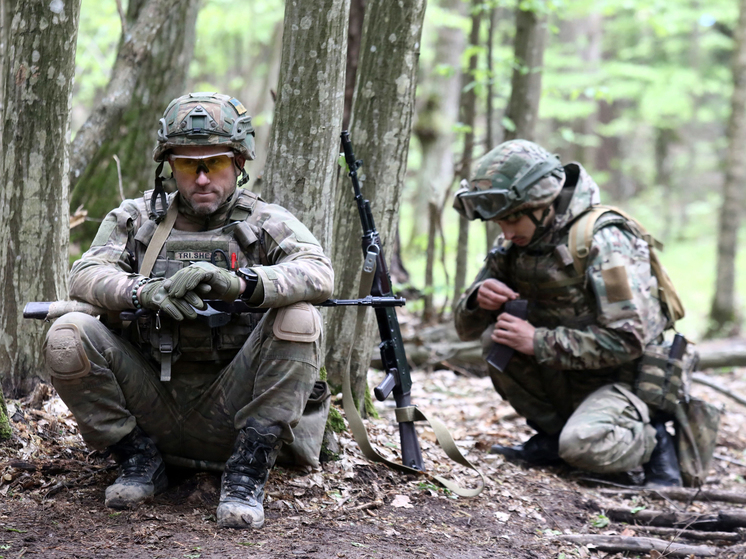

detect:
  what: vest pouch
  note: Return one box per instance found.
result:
[147,316,181,369]
[213,313,262,351]
[634,339,697,414]
[277,380,331,468]
[676,397,721,487]
[178,320,215,356]
[150,257,184,279]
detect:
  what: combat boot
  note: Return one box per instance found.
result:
[489,432,562,466]
[104,425,167,509]
[217,427,283,529]
[644,420,682,487]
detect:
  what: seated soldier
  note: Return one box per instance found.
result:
[452,139,682,486]
[43,92,334,528]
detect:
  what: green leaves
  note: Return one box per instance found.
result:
[591,513,610,528]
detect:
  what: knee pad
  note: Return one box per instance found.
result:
[273,302,320,343]
[45,323,91,379]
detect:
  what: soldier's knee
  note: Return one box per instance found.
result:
[44,313,95,380]
[272,302,321,343]
[558,424,610,470]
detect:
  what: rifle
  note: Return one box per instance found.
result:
[340,130,424,471]
[485,299,529,372]
[23,296,406,328]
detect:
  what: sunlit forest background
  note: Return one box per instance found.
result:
[71,0,746,340]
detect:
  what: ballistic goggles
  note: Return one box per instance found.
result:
[453,157,563,221]
[168,151,235,174]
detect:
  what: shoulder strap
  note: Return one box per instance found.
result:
[139,193,179,277]
[341,259,486,497]
[568,204,685,325]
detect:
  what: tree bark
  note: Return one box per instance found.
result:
[452,1,481,308]
[325,0,426,407]
[502,4,547,142]
[415,0,465,322]
[343,0,365,131]
[69,0,198,245]
[67,0,187,191]
[0,0,81,394]
[708,0,746,338]
[261,0,349,250]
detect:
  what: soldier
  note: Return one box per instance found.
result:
[452,139,682,486]
[43,92,334,528]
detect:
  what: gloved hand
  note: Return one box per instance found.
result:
[138,279,204,321]
[165,261,242,302]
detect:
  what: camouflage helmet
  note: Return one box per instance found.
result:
[453,139,565,221]
[153,92,256,162]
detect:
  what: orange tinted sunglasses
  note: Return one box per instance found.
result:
[168,152,235,174]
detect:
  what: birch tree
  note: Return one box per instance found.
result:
[0,0,81,394]
[262,0,350,249]
[325,0,427,407]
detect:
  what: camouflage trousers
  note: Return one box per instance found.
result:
[43,308,325,466]
[487,341,657,473]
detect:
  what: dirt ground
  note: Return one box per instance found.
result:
[1,365,745,559]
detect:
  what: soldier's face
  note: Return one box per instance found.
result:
[495,207,553,246]
[169,145,244,215]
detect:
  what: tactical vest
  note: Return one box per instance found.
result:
[488,210,662,397]
[132,189,266,369]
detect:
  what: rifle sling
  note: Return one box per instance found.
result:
[342,259,486,497]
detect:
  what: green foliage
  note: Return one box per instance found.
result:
[591,513,610,528]
[326,405,346,434]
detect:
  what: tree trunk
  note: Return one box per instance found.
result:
[502,4,547,141]
[654,126,676,242]
[325,0,426,408]
[416,0,466,322]
[343,0,365,131]
[262,0,349,251]
[68,0,186,191]
[0,0,81,394]
[69,0,198,246]
[452,1,481,308]
[708,0,746,338]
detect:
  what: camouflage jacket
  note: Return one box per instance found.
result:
[454,163,668,374]
[70,188,334,312]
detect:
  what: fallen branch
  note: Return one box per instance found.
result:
[559,534,717,557]
[632,525,744,543]
[714,453,746,468]
[605,507,746,531]
[695,338,746,370]
[598,487,746,505]
[692,372,746,408]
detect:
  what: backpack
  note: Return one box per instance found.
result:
[568,204,685,328]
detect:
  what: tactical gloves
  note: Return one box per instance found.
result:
[138,279,204,321]
[166,261,243,302]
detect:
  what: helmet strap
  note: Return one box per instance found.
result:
[151,161,169,223]
[236,161,250,187]
[527,205,553,244]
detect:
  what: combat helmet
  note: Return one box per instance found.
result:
[453,139,565,224]
[150,92,255,221]
[153,92,256,162]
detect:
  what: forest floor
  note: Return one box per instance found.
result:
[1,358,746,558]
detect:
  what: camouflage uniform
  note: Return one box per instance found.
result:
[44,188,334,466]
[454,162,667,473]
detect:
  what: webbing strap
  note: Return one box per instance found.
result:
[568,206,607,276]
[341,260,485,497]
[139,193,179,277]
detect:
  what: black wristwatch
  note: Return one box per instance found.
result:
[236,267,259,300]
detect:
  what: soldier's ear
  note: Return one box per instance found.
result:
[235,154,246,169]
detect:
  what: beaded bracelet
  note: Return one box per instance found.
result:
[131,277,151,309]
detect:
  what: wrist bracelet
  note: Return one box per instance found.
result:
[131,277,150,309]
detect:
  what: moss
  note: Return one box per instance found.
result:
[319,366,327,382]
[0,390,12,441]
[364,384,379,420]
[325,405,346,433]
